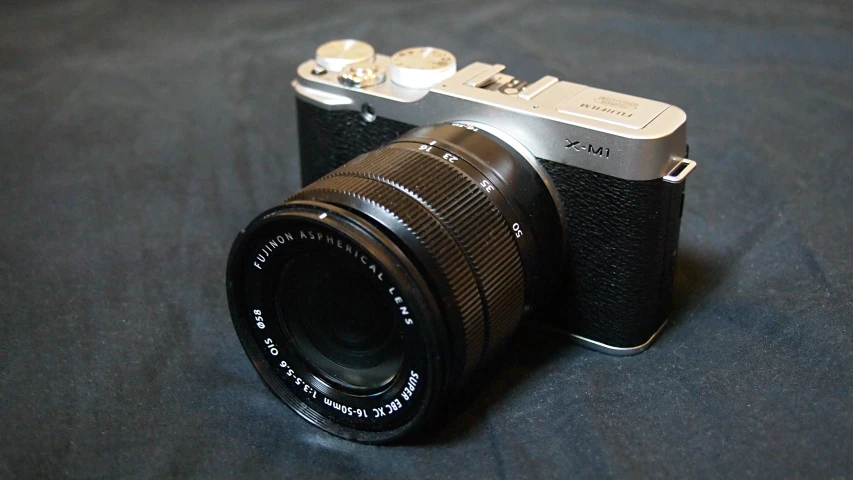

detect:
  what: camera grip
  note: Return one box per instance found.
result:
[541,160,685,349]
[296,99,415,185]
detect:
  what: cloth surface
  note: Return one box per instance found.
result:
[1,1,851,478]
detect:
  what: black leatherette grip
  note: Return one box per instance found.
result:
[296,99,415,185]
[540,159,685,348]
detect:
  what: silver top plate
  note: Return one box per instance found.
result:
[293,54,689,181]
[518,75,558,101]
[556,88,670,130]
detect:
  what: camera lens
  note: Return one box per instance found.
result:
[226,123,563,443]
[276,251,403,391]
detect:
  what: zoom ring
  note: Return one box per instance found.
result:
[335,146,526,356]
[293,145,525,379]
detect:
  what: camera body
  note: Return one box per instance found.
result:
[226,40,700,443]
[292,41,696,354]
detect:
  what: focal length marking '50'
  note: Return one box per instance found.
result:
[226,39,697,444]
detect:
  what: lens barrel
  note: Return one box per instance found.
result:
[226,123,562,442]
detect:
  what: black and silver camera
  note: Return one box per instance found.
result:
[226,40,697,443]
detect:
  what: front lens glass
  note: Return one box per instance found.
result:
[276,250,403,391]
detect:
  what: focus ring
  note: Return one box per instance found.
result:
[334,146,525,357]
[293,145,525,378]
[291,175,486,377]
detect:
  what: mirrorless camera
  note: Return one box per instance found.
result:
[226,40,697,443]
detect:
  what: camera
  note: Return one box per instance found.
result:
[226,40,697,443]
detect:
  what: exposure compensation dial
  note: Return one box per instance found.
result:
[389,47,457,89]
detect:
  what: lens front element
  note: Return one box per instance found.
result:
[276,250,403,391]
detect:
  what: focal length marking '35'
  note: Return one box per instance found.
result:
[226,39,698,444]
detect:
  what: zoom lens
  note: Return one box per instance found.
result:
[226,123,563,443]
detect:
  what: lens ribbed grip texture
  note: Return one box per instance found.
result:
[290,146,524,379]
[335,147,526,353]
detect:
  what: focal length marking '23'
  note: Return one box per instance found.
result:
[418,126,525,240]
[566,138,610,158]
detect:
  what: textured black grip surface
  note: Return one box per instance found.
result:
[296,99,415,185]
[541,159,685,348]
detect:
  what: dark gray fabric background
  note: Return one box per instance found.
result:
[1,0,852,478]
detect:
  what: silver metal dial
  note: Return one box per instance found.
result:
[338,62,386,88]
[389,47,457,89]
[315,39,375,72]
